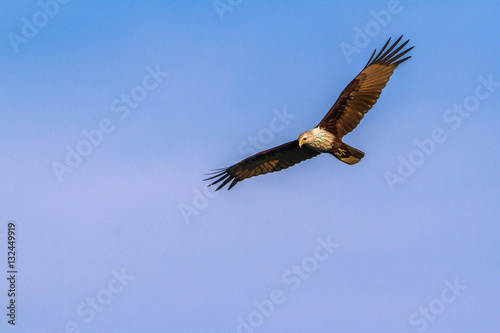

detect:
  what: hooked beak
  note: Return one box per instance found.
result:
[298,140,303,148]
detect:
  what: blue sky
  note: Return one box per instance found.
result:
[1,1,500,332]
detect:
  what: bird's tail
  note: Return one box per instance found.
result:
[331,143,365,165]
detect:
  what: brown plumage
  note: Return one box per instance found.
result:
[317,36,413,137]
[205,141,320,190]
[205,36,413,191]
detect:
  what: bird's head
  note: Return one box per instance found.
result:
[298,128,334,151]
[298,131,312,148]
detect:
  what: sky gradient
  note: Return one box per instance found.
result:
[1,1,500,332]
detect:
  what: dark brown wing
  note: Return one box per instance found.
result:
[318,36,413,139]
[204,141,320,191]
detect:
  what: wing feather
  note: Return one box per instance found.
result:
[204,141,320,191]
[318,36,413,138]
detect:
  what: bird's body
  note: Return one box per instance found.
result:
[206,36,413,190]
[297,127,365,165]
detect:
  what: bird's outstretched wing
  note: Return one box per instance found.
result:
[204,141,320,191]
[318,36,413,139]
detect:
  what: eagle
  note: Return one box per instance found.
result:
[205,36,413,191]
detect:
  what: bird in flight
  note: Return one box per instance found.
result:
[205,36,413,191]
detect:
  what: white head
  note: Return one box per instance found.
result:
[298,130,314,148]
[298,128,335,151]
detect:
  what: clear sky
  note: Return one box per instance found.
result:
[1,1,500,332]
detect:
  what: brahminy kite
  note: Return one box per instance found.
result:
[205,36,413,190]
